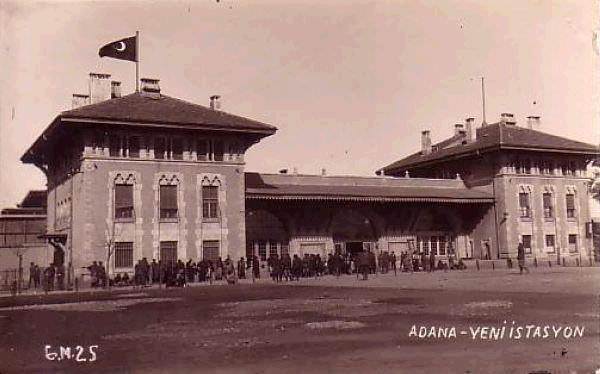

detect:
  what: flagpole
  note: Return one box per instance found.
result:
[481,76,487,126]
[136,30,140,92]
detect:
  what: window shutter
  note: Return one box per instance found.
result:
[519,193,529,207]
[160,185,178,210]
[115,184,133,208]
[203,185,218,199]
[543,193,551,208]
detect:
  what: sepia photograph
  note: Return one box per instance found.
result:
[0,1,599,373]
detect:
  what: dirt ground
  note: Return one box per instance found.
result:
[0,267,598,373]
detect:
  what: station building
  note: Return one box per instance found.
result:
[13,73,600,278]
[0,191,47,278]
[379,114,599,262]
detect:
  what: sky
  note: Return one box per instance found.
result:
[0,0,598,208]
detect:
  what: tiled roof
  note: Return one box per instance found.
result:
[0,208,46,217]
[381,122,599,174]
[18,190,47,208]
[22,92,277,163]
[61,92,277,133]
[245,172,494,203]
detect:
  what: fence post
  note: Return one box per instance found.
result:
[492,261,495,270]
[562,258,566,267]
[576,258,580,267]
[476,259,480,271]
[534,258,538,268]
[17,255,23,294]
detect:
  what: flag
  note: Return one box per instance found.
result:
[99,35,137,62]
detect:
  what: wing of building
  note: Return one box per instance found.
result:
[379,114,599,261]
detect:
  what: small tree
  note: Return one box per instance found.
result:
[104,219,122,288]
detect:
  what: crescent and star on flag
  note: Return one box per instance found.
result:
[98,35,138,62]
[98,32,140,91]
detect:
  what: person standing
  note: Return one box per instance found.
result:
[34,265,41,289]
[238,257,246,279]
[56,262,65,290]
[28,262,36,289]
[517,242,529,274]
[45,264,55,292]
[292,254,302,281]
[429,250,436,273]
[252,255,260,279]
[421,252,428,272]
[359,251,370,280]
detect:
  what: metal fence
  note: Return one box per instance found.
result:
[0,269,21,293]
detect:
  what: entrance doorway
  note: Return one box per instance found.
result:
[345,241,363,255]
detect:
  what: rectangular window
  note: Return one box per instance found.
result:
[93,132,105,153]
[114,184,134,220]
[545,235,555,253]
[422,237,430,255]
[159,185,178,219]
[566,194,576,218]
[213,140,224,161]
[522,235,532,254]
[128,136,140,158]
[568,234,578,253]
[542,193,553,218]
[258,241,267,261]
[246,241,255,259]
[280,243,289,256]
[197,139,208,161]
[516,160,531,174]
[114,242,134,268]
[160,241,178,264]
[519,192,531,218]
[562,163,575,176]
[269,242,278,257]
[438,236,447,255]
[202,185,219,220]
[172,138,183,160]
[154,137,166,159]
[569,162,577,176]
[109,135,121,157]
[541,160,553,175]
[202,240,220,262]
[447,237,455,255]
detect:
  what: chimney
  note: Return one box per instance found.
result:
[321,168,327,176]
[72,94,90,109]
[500,113,516,125]
[111,81,121,99]
[464,117,475,142]
[210,95,221,110]
[454,123,465,136]
[140,78,161,99]
[526,115,540,130]
[89,73,112,104]
[421,130,432,155]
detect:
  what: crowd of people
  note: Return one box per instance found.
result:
[101,255,246,288]
[88,250,468,288]
[27,261,67,292]
[20,250,466,293]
